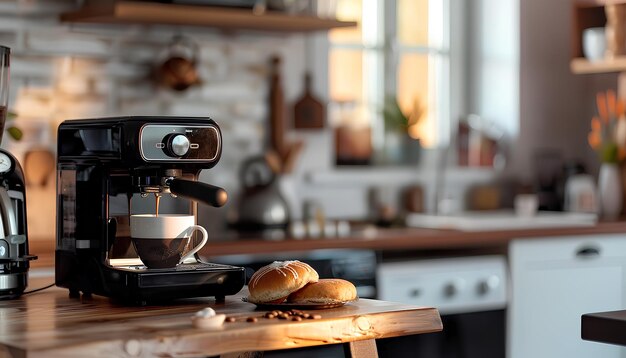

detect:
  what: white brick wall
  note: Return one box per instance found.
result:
[0,0,495,240]
[0,0,325,238]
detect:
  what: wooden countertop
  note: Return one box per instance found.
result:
[0,279,442,357]
[29,220,626,267]
[200,220,626,256]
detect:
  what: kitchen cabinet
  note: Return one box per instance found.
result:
[508,234,626,358]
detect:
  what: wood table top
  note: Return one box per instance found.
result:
[0,280,442,357]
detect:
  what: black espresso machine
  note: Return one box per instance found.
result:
[55,116,245,304]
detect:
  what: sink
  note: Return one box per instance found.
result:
[405,210,598,231]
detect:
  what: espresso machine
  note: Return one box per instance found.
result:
[55,116,245,304]
[0,45,37,300]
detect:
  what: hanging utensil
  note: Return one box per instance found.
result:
[293,72,325,129]
[155,35,202,91]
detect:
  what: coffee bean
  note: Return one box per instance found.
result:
[310,314,322,320]
[265,313,276,319]
[225,317,236,322]
[302,313,310,319]
[291,316,302,321]
[279,313,289,319]
[247,317,258,323]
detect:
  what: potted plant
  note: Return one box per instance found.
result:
[588,89,625,220]
[381,95,423,164]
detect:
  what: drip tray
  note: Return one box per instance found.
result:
[406,210,598,232]
[108,258,236,271]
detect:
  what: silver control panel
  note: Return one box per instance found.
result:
[139,124,220,162]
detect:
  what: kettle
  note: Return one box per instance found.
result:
[235,156,290,230]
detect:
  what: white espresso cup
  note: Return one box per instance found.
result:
[130,214,208,269]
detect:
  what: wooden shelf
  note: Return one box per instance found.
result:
[570,57,626,74]
[60,1,357,32]
[577,0,626,7]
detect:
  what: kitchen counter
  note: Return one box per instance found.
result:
[0,278,442,358]
[582,310,626,348]
[202,220,626,256]
[29,220,626,267]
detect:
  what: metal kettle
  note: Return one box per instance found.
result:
[235,156,290,230]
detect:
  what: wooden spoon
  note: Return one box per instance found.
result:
[281,140,304,174]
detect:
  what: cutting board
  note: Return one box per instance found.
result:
[293,72,325,129]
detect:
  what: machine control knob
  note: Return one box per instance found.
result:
[476,275,500,296]
[443,279,465,298]
[164,134,190,157]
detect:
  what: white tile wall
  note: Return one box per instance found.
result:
[0,0,321,237]
[0,0,499,239]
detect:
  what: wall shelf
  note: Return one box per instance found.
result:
[60,1,357,32]
[570,57,626,74]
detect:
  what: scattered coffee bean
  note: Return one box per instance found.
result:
[310,314,322,320]
[279,313,289,319]
[225,317,236,323]
[291,316,302,321]
[302,313,310,319]
[246,317,258,323]
[264,312,276,319]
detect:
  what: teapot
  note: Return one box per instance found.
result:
[235,156,290,230]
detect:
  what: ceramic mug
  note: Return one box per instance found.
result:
[514,194,539,217]
[583,27,607,62]
[130,214,207,269]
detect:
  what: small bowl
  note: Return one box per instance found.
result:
[191,313,226,329]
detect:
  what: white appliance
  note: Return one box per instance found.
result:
[509,234,626,358]
[376,256,507,357]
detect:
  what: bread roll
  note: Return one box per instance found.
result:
[287,279,358,304]
[248,260,319,304]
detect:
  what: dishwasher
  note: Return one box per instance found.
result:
[376,255,507,358]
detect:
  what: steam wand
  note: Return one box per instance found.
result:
[166,178,228,208]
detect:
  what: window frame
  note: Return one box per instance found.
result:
[328,0,457,150]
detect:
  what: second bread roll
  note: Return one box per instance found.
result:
[287,278,358,304]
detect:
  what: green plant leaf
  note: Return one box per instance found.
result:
[6,111,17,121]
[6,126,22,141]
[601,142,619,163]
[382,96,409,133]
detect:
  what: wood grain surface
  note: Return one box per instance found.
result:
[0,280,441,358]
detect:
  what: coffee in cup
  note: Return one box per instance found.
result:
[130,214,208,269]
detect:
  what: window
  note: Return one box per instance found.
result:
[329,0,450,150]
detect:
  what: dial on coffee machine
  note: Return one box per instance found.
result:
[55,116,245,304]
[0,46,37,300]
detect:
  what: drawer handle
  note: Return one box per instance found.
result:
[576,246,600,258]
